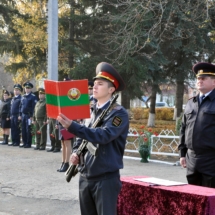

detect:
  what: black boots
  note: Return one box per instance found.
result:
[59,162,69,172]
[0,134,8,145]
[58,162,69,172]
[5,135,9,145]
[57,162,64,172]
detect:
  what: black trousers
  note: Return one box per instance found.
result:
[79,174,122,215]
[21,114,32,146]
[186,149,215,188]
[11,115,21,144]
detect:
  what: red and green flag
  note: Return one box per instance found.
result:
[44,79,90,119]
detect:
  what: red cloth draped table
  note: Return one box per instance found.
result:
[117,176,215,215]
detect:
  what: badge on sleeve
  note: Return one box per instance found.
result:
[112,116,122,127]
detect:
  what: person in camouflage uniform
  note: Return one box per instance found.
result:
[32,88,47,150]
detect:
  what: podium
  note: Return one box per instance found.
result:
[117,176,215,215]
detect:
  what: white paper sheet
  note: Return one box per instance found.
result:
[28,119,31,125]
[134,177,187,186]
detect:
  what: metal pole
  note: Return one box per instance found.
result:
[47,0,58,81]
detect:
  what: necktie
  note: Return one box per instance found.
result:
[200,95,205,104]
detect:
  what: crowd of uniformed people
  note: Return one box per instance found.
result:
[0,81,71,172]
[0,80,94,173]
[0,82,39,147]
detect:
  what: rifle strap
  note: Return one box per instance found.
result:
[85,102,120,156]
[90,102,119,126]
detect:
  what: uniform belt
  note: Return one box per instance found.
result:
[80,170,119,181]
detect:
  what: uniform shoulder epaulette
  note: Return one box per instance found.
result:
[31,94,36,96]
[113,103,122,110]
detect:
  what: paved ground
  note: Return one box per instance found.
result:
[0,144,187,215]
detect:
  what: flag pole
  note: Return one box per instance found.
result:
[47,0,58,81]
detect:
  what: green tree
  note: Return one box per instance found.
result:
[102,0,215,126]
[0,0,48,84]
[58,0,118,80]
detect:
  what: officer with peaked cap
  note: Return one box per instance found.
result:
[94,62,125,91]
[23,82,33,89]
[19,81,37,148]
[193,62,215,78]
[9,84,23,146]
[179,62,215,188]
[32,88,47,150]
[14,84,23,92]
[57,62,129,215]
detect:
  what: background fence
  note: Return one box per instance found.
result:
[125,128,180,164]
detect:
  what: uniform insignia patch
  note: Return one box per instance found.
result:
[112,116,122,127]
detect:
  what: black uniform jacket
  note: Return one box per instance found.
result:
[11,95,22,116]
[19,93,37,117]
[179,89,215,157]
[0,98,11,118]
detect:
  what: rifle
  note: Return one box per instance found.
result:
[65,94,119,183]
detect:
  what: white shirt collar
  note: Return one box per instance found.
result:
[200,91,212,97]
[96,100,110,109]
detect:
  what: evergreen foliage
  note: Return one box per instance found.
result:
[102,0,215,111]
[0,0,215,113]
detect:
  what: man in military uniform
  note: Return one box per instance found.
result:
[179,62,215,188]
[32,88,47,150]
[9,84,23,146]
[57,62,129,215]
[19,82,37,148]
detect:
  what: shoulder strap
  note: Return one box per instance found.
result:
[108,103,122,114]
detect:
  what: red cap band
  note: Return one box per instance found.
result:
[96,71,119,89]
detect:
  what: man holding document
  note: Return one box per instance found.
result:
[57,62,129,215]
